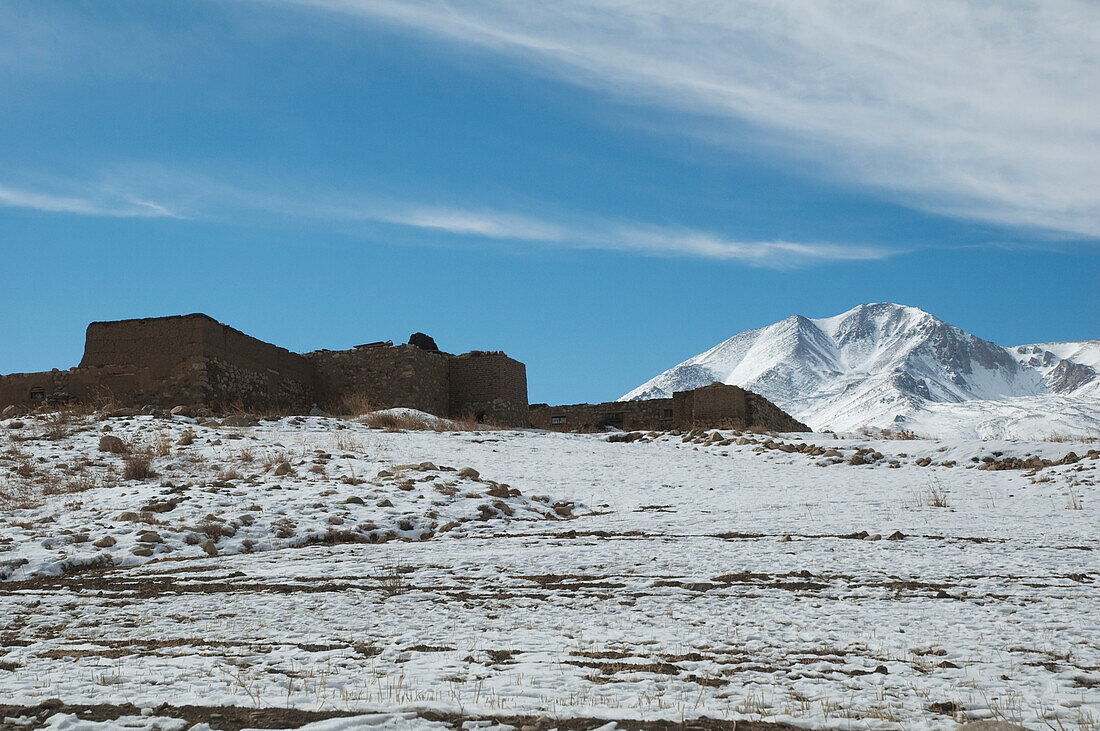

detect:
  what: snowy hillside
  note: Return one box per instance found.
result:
[623,303,1100,437]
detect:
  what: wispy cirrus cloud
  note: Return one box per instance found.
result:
[0,182,177,218]
[0,170,887,267]
[263,0,1100,239]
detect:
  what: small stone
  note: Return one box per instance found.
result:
[136,530,162,543]
[273,462,293,476]
[377,498,394,508]
[141,499,178,513]
[117,511,139,521]
[5,420,24,430]
[957,723,1028,731]
[345,496,365,505]
[200,539,218,556]
[99,435,127,454]
[132,547,154,557]
[417,461,438,471]
[457,467,480,480]
[93,536,116,548]
[886,530,905,541]
[222,415,253,427]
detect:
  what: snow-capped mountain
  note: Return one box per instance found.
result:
[622,303,1100,438]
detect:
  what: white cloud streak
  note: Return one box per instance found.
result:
[360,204,890,267]
[0,183,177,218]
[0,170,888,266]
[268,0,1100,239]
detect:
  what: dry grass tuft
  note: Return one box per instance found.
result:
[123,455,156,481]
[340,391,377,416]
[363,410,439,431]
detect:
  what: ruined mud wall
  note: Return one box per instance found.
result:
[529,398,674,432]
[448,352,529,426]
[744,392,811,432]
[672,383,749,430]
[2,315,530,418]
[532,383,810,433]
[306,344,451,415]
[197,318,314,411]
[80,314,313,411]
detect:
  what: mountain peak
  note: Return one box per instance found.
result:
[622,303,1098,436]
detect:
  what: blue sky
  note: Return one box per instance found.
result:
[1,0,1097,404]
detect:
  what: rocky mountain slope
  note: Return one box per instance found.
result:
[623,303,1100,438]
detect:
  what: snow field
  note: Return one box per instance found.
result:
[0,413,1097,730]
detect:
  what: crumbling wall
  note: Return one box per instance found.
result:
[673,382,749,429]
[198,318,314,411]
[77,314,313,411]
[448,352,529,426]
[532,382,809,433]
[2,316,530,419]
[306,344,451,415]
[529,398,674,432]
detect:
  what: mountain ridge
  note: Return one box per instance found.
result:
[622,303,1099,438]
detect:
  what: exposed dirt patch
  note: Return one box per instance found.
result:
[0,702,802,730]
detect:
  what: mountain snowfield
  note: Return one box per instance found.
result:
[623,303,1100,439]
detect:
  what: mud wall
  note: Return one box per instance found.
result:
[529,398,674,432]
[306,344,451,415]
[672,383,749,429]
[448,353,529,426]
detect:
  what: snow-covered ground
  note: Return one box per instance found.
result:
[1,412,1098,730]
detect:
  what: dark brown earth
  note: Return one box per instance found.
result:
[0,701,803,730]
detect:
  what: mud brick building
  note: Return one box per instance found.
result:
[0,314,529,426]
[529,382,810,433]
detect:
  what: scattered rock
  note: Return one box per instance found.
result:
[377,498,394,508]
[457,467,480,480]
[140,499,178,513]
[273,462,293,476]
[116,511,140,522]
[136,530,162,544]
[417,461,438,471]
[131,547,154,557]
[345,496,366,505]
[200,539,218,557]
[956,723,1028,731]
[93,536,116,548]
[98,435,127,454]
[886,530,905,541]
[222,415,254,428]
